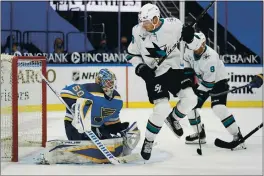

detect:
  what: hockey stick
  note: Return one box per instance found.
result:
[153,0,215,71]
[40,74,140,164]
[209,84,250,97]
[215,123,263,149]
[194,110,202,155]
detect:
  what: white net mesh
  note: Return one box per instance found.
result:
[1,54,45,161]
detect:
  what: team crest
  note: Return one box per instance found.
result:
[94,107,116,123]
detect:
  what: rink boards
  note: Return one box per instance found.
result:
[1,64,262,112]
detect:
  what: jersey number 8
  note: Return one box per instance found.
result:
[210,66,215,72]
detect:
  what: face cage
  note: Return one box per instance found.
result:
[101,79,117,97]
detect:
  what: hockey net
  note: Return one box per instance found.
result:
[1,55,47,162]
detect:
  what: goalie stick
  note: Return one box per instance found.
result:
[215,123,263,149]
[153,0,215,71]
[40,73,140,164]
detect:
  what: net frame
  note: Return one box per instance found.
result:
[7,56,47,162]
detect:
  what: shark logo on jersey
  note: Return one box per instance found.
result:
[139,34,146,41]
[145,42,167,59]
[203,53,210,60]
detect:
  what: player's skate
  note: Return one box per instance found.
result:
[164,110,183,138]
[231,127,247,151]
[141,138,154,160]
[185,124,206,144]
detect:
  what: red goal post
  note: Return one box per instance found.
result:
[1,55,47,162]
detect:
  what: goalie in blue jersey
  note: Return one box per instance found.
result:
[44,69,140,164]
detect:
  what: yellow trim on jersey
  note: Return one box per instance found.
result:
[104,119,121,126]
[64,117,73,121]
[113,96,121,100]
[60,93,79,99]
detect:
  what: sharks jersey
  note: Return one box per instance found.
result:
[183,45,228,91]
[127,18,184,77]
[60,83,123,128]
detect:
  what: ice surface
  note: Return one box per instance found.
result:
[1,108,262,175]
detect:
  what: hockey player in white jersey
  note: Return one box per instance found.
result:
[182,32,246,150]
[127,3,199,160]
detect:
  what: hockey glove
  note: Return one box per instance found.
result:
[250,74,263,88]
[181,25,195,44]
[194,89,209,109]
[135,63,155,82]
[181,68,195,89]
[183,68,196,87]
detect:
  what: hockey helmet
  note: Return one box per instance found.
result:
[138,3,160,23]
[95,68,117,98]
[187,32,206,51]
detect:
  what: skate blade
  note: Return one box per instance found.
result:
[185,139,206,144]
[164,119,182,138]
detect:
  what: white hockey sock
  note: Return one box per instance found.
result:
[145,98,171,141]
[173,87,198,121]
[212,105,239,136]
[187,109,202,133]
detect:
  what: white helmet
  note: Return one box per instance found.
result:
[138,3,160,23]
[187,32,206,50]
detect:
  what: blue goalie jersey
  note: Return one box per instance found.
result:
[60,83,123,128]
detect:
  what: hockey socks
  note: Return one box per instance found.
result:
[145,120,162,141]
[212,105,239,136]
[186,110,206,144]
[221,115,239,135]
[188,109,202,133]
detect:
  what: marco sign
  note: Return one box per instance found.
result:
[50,0,142,12]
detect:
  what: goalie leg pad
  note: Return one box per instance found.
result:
[43,139,124,164]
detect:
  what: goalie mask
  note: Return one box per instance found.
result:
[95,68,117,98]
